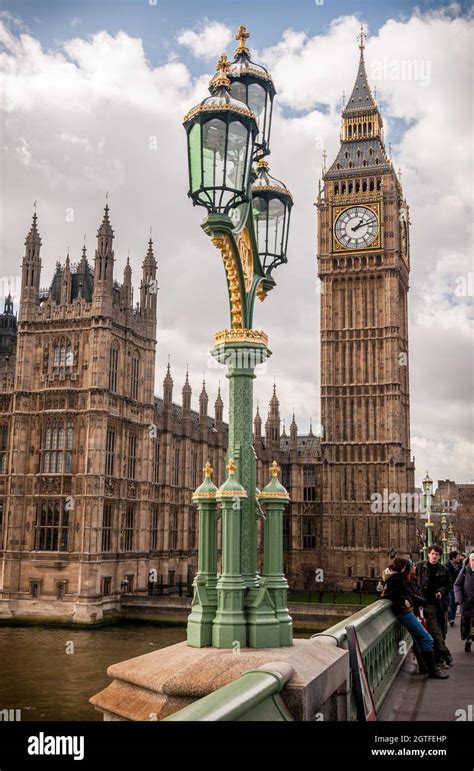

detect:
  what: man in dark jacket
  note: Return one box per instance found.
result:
[416,545,453,666]
[454,551,474,652]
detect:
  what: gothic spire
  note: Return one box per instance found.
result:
[342,26,376,117]
[25,206,42,249]
[163,357,173,404]
[97,198,114,239]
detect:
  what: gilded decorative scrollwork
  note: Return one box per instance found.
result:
[211,235,244,329]
[214,329,268,346]
[236,228,253,292]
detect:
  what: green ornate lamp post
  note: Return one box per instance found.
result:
[183,26,293,649]
[422,471,434,560]
[440,514,449,564]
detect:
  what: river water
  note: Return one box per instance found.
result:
[0,622,311,721]
[0,623,186,721]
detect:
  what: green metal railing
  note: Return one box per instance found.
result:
[163,665,294,722]
[312,599,411,715]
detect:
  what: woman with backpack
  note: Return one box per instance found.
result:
[454,551,474,652]
[381,556,448,679]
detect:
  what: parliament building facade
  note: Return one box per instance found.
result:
[0,40,417,624]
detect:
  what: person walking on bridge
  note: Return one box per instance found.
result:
[381,557,448,679]
[454,551,474,653]
[416,545,453,668]
[447,550,462,626]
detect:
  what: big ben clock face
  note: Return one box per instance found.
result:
[335,206,379,249]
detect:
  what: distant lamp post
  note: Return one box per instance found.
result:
[422,470,434,558]
[183,27,292,650]
[441,514,449,564]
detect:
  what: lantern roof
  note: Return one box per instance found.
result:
[183,53,257,125]
[252,158,293,203]
[228,26,275,93]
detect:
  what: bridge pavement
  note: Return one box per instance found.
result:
[378,623,473,721]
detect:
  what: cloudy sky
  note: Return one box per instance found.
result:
[0,0,472,488]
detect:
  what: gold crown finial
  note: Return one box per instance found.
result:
[203,461,213,479]
[270,460,281,478]
[358,26,366,51]
[227,458,237,475]
[211,52,231,89]
[235,24,250,54]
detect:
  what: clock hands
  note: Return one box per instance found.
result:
[352,217,376,233]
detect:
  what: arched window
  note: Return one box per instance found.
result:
[368,122,372,134]
[109,345,118,392]
[355,181,360,192]
[53,338,72,370]
[341,183,346,194]
[42,420,73,473]
[35,500,69,551]
[130,354,139,400]
[334,184,339,195]
[369,179,375,191]
[362,180,367,191]
[0,423,7,474]
[348,182,353,193]
[363,122,367,135]
[348,125,352,138]
[376,178,382,190]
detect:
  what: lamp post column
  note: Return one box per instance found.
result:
[187,463,218,647]
[212,337,270,589]
[259,461,293,646]
[212,459,248,648]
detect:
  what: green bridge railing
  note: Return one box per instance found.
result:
[312,599,411,715]
[163,663,294,722]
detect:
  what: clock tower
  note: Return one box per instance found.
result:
[317,30,416,586]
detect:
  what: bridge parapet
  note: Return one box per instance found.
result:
[313,599,411,716]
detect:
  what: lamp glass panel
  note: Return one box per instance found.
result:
[248,82,266,141]
[230,81,247,104]
[252,196,267,252]
[267,198,285,255]
[226,120,249,192]
[202,119,226,197]
[188,122,202,193]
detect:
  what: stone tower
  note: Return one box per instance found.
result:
[0,204,158,623]
[316,30,416,586]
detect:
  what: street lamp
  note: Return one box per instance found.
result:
[184,27,292,651]
[228,25,275,157]
[441,514,449,564]
[422,470,434,556]
[252,158,293,275]
[183,53,257,216]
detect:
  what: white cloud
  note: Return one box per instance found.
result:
[176,20,232,61]
[0,9,472,489]
[70,17,81,28]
